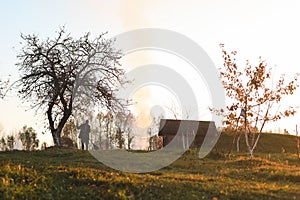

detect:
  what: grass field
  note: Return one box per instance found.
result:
[0,133,299,200]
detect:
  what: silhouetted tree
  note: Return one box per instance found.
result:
[15,27,128,147]
[125,113,135,150]
[6,135,16,150]
[0,136,7,151]
[18,126,39,151]
[147,115,163,150]
[104,112,114,149]
[114,112,135,149]
[0,124,5,151]
[93,111,134,150]
[96,112,105,149]
[219,44,299,160]
[114,127,125,149]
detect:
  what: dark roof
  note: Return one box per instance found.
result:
[158,119,216,136]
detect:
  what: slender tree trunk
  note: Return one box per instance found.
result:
[105,120,109,149]
[243,99,254,160]
[236,134,241,152]
[127,136,131,150]
[298,137,300,160]
[296,125,300,160]
[182,132,185,150]
[127,131,133,150]
[245,133,252,160]
[99,130,102,149]
[298,136,300,160]
[231,117,240,153]
[186,132,189,149]
[249,148,253,160]
[99,120,102,149]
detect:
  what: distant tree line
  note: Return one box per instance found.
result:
[0,125,39,151]
[74,111,135,150]
[60,112,163,151]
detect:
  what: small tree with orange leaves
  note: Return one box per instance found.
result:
[219,44,299,160]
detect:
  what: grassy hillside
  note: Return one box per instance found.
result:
[0,133,299,200]
[214,132,299,154]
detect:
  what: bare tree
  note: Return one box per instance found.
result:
[94,111,133,150]
[125,113,135,150]
[103,112,114,149]
[147,115,163,151]
[96,112,105,149]
[114,112,135,149]
[219,44,299,160]
[15,27,128,147]
[165,102,180,119]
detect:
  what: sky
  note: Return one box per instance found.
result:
[1,0,300,147]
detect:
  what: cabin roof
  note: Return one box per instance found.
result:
[158,119,216,136]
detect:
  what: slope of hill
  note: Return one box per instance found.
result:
[0,133,299,200]
[214,132,298,154]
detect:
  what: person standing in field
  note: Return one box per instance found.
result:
[77,120,91,150]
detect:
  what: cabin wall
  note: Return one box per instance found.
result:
[162,134,205,149]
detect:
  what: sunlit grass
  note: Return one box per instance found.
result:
[0,133,299,199]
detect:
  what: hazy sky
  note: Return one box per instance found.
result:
[1,0,300,146]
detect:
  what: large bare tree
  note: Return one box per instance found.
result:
[16,27,127,147]
[219,44,299,160]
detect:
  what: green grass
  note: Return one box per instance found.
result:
[0,133,299,200]
[214,132,299,154]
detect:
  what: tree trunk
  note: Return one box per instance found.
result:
[127,132,133,150]
[47,103,72,147]
[105,121,109,149]
[298,137,300,160]
[249,148,253,160]
[52,129,61,147]
[236,134,241,152]
[99,122,102,149]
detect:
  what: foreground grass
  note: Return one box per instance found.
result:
[0,148,299,200]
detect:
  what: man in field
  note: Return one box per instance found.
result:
[77,120,91,150]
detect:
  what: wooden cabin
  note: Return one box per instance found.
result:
[158,119,217,149]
